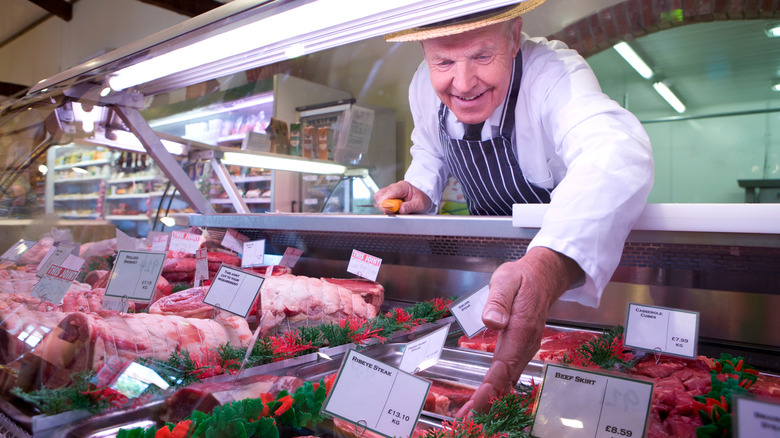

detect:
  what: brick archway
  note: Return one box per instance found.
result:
[546,0,779,58]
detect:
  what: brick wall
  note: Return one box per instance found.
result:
[547,0,780,57]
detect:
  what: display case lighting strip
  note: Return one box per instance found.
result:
[106,0,521,92]
[148,94,274,128]
[221,151,347,174]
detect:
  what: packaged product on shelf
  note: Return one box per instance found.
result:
[317,127,331,160]
[302,126,315,158]
[268,118,290,155]
[289,123,301,156]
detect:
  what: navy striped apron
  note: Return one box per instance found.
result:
[439,51,551,216]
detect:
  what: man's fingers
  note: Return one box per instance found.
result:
[482,262,521,330]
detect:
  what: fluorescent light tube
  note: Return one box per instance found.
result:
[765,23,780,38]
[148,94,274,128]
[613,42,654,80]
[222,151,347,175]
[772,82,780,92]
[653,82,686,113]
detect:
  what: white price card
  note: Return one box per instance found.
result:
[149,232,170,252]
[347,249,381,282]
[37,243,80,277]
[449,284,489,338]
[279,247,303,268]
[116,229,138,251]
[102,296,129,313]
[31,263,81,304]
[203,265,264,318]
[242,240,266,268]
[169,230,200,254]
[323,349,431,438]
[222,229,249,254]
[1,239,37,262]
[624,303,699,358]
[532,364,654,438]
[105,251,166,301]
[194,248,209,287]
[735,395,780,437]
[398,324,451,373]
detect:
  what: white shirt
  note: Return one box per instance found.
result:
[404,34,654,307]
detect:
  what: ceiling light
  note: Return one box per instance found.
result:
[613,42,654,80]
[772,82,780,92]
[765,23,780,38]
[222,151,347,175]
[38,164,48,175]
[653,82,686,113]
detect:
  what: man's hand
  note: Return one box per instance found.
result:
[374,181,433,214]
[455,247,583,417]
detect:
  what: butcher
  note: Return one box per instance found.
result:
[375,0,654,415]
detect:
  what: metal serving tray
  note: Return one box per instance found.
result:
[51,400,164,438]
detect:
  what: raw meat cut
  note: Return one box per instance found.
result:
[0,302,67,365]
[258,274,383,334]
[148,286,213,318]
[161,252,241,283]
[422,378,477,417]
[321,278,385,310]
[536,330,599,362]
[457,326,576,360]
[159,374,303,423]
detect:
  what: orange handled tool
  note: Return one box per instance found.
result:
[380,198,402,213]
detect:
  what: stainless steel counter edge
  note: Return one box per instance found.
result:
[185,213,780,247]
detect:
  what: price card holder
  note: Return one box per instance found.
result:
[1,239,37,262]
[203,265,265,318]
[279,247,303,268]
[398,324,451,373]
[169,231,200,254]
[734,395,780,437]
[448,284,489,338]
[194,248,209,287]
[242,240,266,268]
[323,349,430,438]
[222,229,249,254]
[624,303,699,359]
[105,251,166,302]
[347,249,381,282]
[532,364,654,438]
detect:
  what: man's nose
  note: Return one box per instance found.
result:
[451,61,477,94]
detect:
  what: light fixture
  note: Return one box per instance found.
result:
[102,0,521,92]
[100,87,111,97]
[613,42,654,79]
[160,217,176,227]
[653,82,686,113]
[79,129,186,155]
[222,151,347,175]
[72,167,89,174]
[772,82,780,92]
[765,23,780,38]
[148,94,274,128]
[38,164,48,175]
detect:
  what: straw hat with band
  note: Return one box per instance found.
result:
[385,0,546,43]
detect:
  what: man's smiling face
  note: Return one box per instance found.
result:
[421,19,522,125]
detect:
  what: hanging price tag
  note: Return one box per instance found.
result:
[323,350,431,438]
[532,364,654,438]
[105,251,166,301]
[279,247,303,268]
[624,303,699,358]
[1,239,37,262]
[222,229,249,254]
[37,243,80,277]
[398,324,451,373]
[347,249,381,282]
[169,231,201,254]
[203,265,264,318]
[149,232,170,252]
[449,284,489,338]
[194,248,209,287]
[32,264,81,304]
[242,240,266,268]
[734,395,780,437]
[116,229,138,251]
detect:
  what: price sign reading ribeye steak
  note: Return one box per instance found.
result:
[203,265,264,318]
[449,284,489,338]
[105,251,166,301]
[323,349,431,438]
[242,240,266,268]
[37,243,80,277]
[222,229,250,254]
[169,230,200,254]
[532,364,654,438]
[347,249,381,282]
[624,303,699,358]
[398,324,451,373]
[279,247,303,268]
[31,262,83,304]
[1,239,37,262]
[734,395,780,437]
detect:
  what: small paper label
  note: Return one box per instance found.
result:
[347,249,381,282]
[194,248,209,287]
[31,262,82,305]
[37,243,80,277]
[105,251,166,301]
[734,395,780,437]
[279,247,303,268]
[242,240,266,268]
[169,231,200,254]
[532,364,654,438]
[202,265,264,318]
[222,229,249,254]
[449,285,489,338]
[624,303,699,358]
[1,239,37,262]
[116,229,137,251]
[102,296,129,313]
[323,350,431,438]
[398,324,451,373]
[149,232,170,252]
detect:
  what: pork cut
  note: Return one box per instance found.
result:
[148,286,213,318]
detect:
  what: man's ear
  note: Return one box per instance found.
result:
[511,17,524,54]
